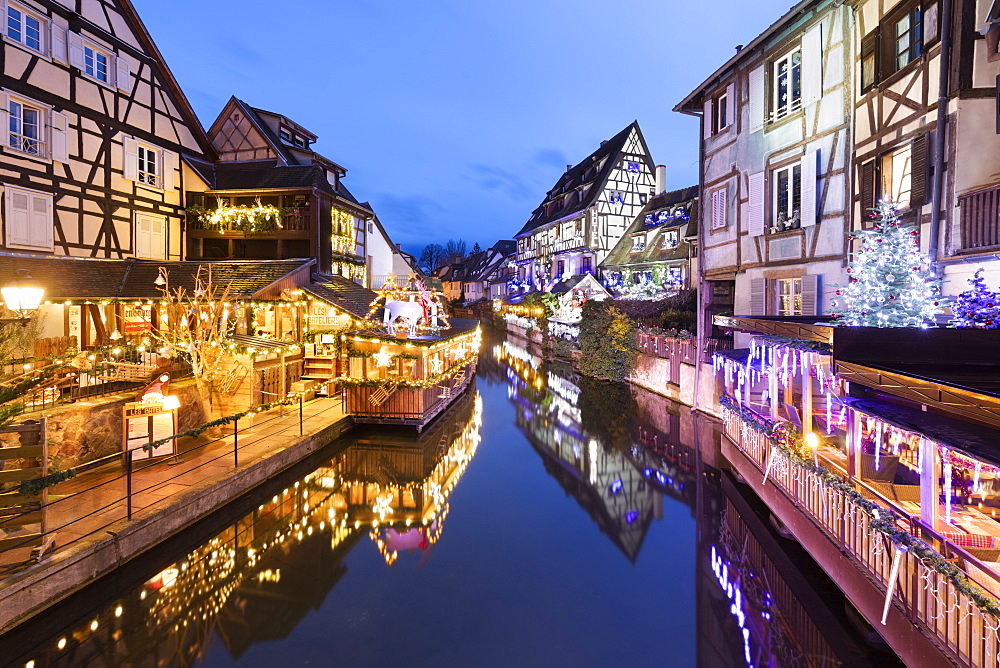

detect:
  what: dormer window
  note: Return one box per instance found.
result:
[631,234,646,252]
[662,230,679,249]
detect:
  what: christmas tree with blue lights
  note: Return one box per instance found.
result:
[950,269,1000,329]
[832,200,944,327]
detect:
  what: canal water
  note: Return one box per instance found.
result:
[0,328,898,667]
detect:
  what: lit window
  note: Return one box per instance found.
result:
[893,7,923,72]
[8,99,44,157]
[772,163,801,230]
[6,4,42,52]
[772,48,802,120]
[777,278,802,316]
[84,45,110,83]
[137,145,158,187]
[631,234,646,251]
[881,144,912,208]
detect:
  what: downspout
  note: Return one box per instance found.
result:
[693,104,707,413]
[929,0,953,269]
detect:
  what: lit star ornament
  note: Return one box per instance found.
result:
[429,357,443,374]
[372,347,394,367]
[372,492,394,520]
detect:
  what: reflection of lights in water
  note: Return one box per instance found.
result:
[610,479,623,495]
[711,545,758,667]
[625,511,638,524]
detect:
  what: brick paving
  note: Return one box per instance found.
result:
[0,396,346,579]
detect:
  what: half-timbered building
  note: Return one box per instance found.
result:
[852,0,1000,291]
[186,97,373,281]
[0,0,215,260]
[676,0,854,339]
[512,122,658,295]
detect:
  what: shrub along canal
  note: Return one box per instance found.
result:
[0,328,898,666]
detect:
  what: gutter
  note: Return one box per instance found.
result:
[929,0,954,269]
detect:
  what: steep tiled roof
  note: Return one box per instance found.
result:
[305,274,377,318]
[601,186,699,268]
[516,122,650,237]
[211,162,336,195]
[0,257,312,300]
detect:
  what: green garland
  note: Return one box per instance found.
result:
[344,342,419,360]
[719,394,1000,617]
[336,359,473,389]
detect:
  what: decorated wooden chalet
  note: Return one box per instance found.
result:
[675,0,854,337]
[0,0,214,260]
[852,0,1000,294]
[184,97,373,281]
[512,122,658,295]
[601,185,699,299]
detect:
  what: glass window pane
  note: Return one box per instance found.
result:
[25,14,39,50]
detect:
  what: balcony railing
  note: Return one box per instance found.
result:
[720,399,1000,667]
[959,183,1000,253]
[9,132,45,158]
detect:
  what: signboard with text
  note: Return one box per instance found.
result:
[123,401,177,461]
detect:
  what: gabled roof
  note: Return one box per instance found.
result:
[220,97,299,166]
[602,186,699,268]
[209,162,337,194]
[304,274,378,319]
[516,121,652,238]
[550,273,611,298]
[0,257,313,301]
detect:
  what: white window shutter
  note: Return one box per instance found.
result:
[749,278,767,316]
[135,214,150,258]
[5,189,31,246]
[161,150,177,191]
[123,137,139,182]
[68,32,85,70]
[703,97,712,139]
[800,150,819,227]
[802,23,824,107]
[151,217,165,259]
[711,187,727,229]
[748,171,765,236]
[50,25,68,65]
[29,194,53,249]
[749,66,765,133]
[50,111,69,163]
[725,82,735,127]
[0,91,8,137]
[115,57,131,92]
[800,274,820,316]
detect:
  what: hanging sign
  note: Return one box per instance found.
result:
[123,305,153,333]
[123,401,177,461]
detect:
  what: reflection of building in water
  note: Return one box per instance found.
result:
[697,469,890,667]
[8,389,484,668]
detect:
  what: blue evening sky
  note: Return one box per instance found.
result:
[135,0,795,254]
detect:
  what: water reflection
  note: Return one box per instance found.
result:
[2,330,897,666]
[2,389,482,667]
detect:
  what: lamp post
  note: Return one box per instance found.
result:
[1,270,44,327]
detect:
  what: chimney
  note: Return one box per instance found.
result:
[600,140,608,147]
[566,164,573,172]
[735,44,744,53]
[395,243,401,251]
[655,165,667,195]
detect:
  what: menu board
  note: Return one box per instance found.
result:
[123,401,177,461]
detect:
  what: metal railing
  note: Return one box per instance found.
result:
[721,401,1000,667]
[8,132,45,157]
[0,394,344,578]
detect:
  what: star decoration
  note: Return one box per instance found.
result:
[429,357,443,374]
[372,347,394,367]
[372,493,394,520]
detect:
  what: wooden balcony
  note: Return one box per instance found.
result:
[959,183,1000,253]
[187,212,312,235]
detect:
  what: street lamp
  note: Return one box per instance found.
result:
[1,270,45,326]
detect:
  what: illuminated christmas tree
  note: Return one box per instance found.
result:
[950,269,1000,329]
[832,200,944,327]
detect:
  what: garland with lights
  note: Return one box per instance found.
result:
[832,200,945,327]
[336,359,475,389]
[719,394,1000,617]
[186,198,285,234]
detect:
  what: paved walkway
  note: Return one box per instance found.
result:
[0,396,347,580]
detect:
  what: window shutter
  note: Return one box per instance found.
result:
[68,32,85,70]
[800,150,819,227]
[859,159,877,221]
[115,57,131,92]
[50,25,68,65]
[860,29,879,93]
[910,133,930,208]
[135,215,150,258]
[123,137,139,182]
[924,1,940,46]
[712,187,727,229]
[5,189,31,247]
[802,22,824,106]
[749,278,767,316]
[726,82,735,127]
[161,151,177,191]
[151,217,164,259]
[703,97,713,139]
[50,111,69,163]
[748,171,765,236]
[0,91,8,137]
[800,274,820,316]
[29,193,53,249]
[749,66,765,133]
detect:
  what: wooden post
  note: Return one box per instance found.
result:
[126,449,133,520]
[769,365,779,421]
[802,352,813,435]
[847,409,860,479]
[233,418,239,468]
[920,437,941,531]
